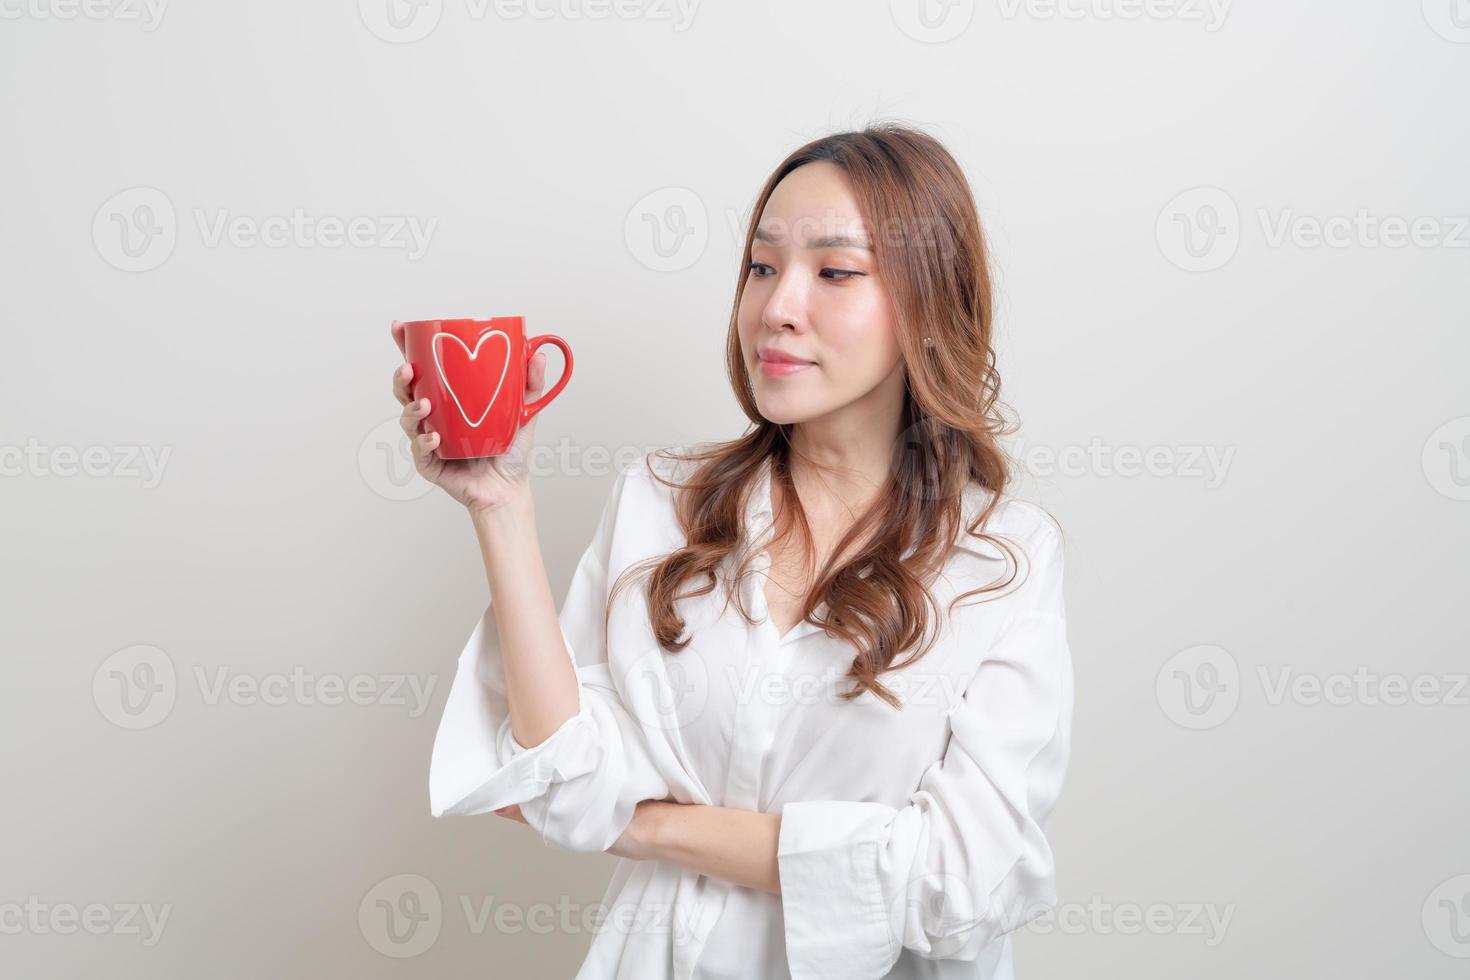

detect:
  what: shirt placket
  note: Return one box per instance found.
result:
[722,540,778,811]
[723,462,826,809]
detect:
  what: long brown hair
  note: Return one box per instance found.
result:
[612,123,1025,709]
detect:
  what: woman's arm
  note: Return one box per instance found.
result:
[639,801,783,895]
[407,322,673,854]
[392,321,580,751]
[497,800,784,895]
[471,496,581,749]
[428,457,674,851]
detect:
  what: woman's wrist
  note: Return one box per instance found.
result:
[468,488,536,537]
[617,800,673,862]
[469,488,543,609]
[616,802,783,894]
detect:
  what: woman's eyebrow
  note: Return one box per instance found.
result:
[753,226,873,250]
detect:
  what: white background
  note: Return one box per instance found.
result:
[2,0,1467,976]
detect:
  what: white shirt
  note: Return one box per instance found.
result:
[428,448,1073,979]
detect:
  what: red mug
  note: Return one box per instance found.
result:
[403,316,573,459]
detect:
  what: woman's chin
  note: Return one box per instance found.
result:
[756,399,820,426]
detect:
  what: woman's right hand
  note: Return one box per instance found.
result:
[390,320,548,515]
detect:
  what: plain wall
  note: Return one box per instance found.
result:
[2,1,1467,976]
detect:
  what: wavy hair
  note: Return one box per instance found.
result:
[610,123,1027,709]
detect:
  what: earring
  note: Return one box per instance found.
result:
[921,336,935,347]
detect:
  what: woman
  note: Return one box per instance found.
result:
[393,124,1073,979]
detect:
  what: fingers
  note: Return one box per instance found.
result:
[400,395,430,437]
[526,350,546,394]
[388,324,439,471]
[392,362,415,406]
[410,428,440,466]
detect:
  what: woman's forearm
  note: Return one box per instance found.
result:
[472,492,781,891]
[638,802,784,895]
[470,494,580,749]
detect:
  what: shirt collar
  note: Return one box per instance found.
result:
[741,458,1006,644]
[746,456,1007,562]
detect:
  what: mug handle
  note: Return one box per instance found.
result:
[520,334,574,427]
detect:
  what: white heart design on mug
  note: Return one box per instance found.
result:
[432,330,510,429]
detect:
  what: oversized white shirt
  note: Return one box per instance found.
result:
[428,448,1073,979]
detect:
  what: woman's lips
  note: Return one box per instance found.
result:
[758,358,815,378]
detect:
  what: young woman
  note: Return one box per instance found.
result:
[394,124,1073,979]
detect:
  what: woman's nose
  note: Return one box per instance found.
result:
[762,280,808,332]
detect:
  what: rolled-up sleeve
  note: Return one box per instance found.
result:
[777,522,1073,979]
[427,461,670,854]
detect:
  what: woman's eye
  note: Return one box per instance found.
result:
[747,263,863,281]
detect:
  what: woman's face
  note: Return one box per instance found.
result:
[737,162,904,427]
